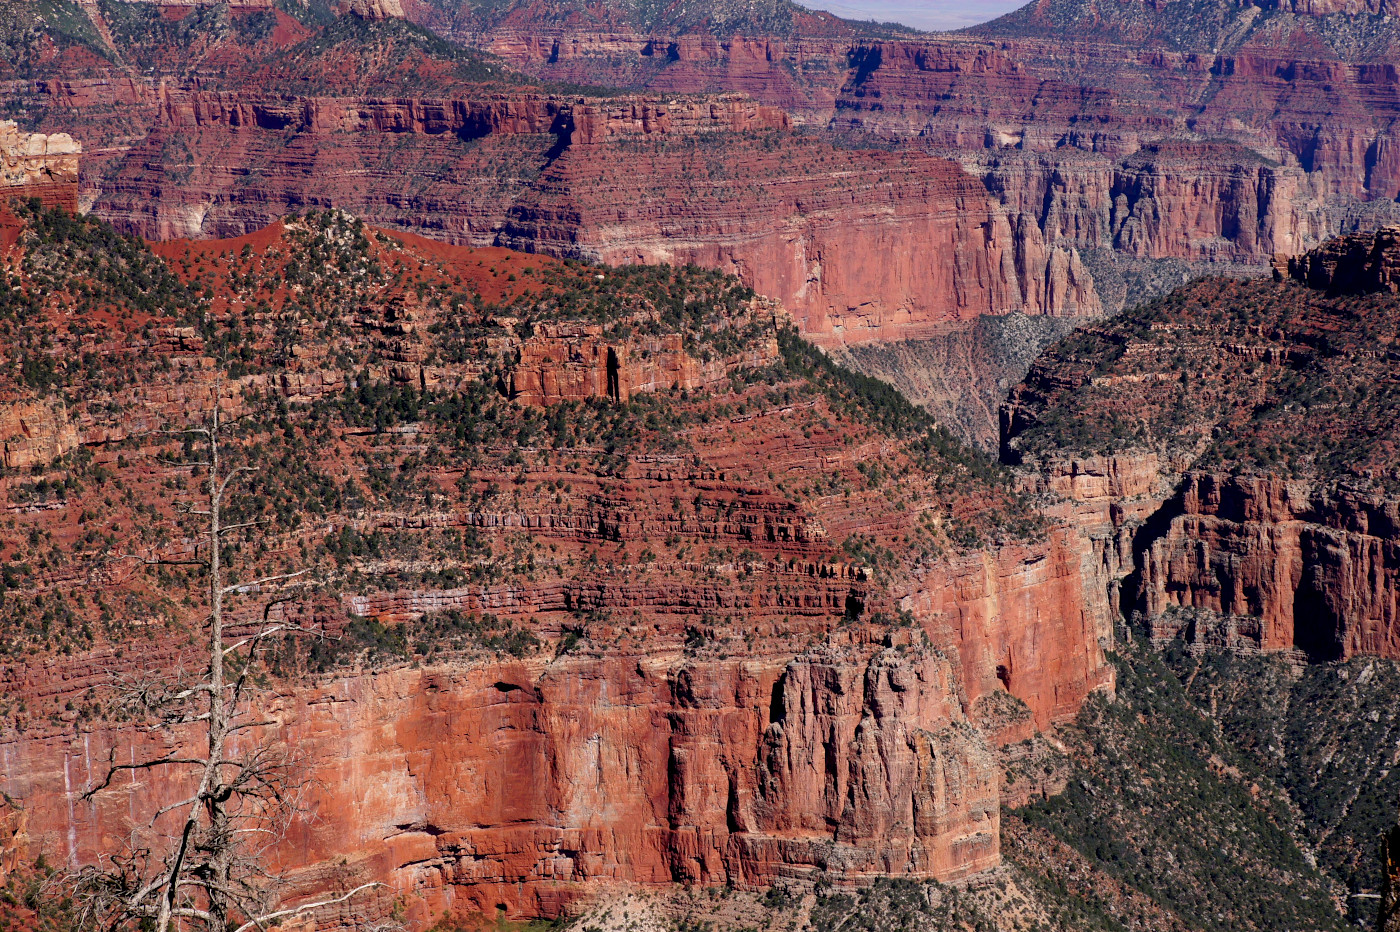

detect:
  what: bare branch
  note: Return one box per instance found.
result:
[219,520,265,534]
[83,752,208,799]
[222,570,308,596]
[218,465,256,497]
[223,621,315,657]
[231,884,383,932]
[66,406,375,932]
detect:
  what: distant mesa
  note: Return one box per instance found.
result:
[0,121,81,214]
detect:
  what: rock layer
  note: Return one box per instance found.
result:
[1130,474,1400,660]
[87,89,1100,345]
[0,217,1115,919]
[1285,225,1400,294]
[0,121,80,212]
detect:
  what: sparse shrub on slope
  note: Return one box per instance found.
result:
[1170,649,1400,926]
[1018,631,1350,932]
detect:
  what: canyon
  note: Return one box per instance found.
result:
[81,89,1101,349]
[1,177,1393,932]
[2,1,1400,928]
[8,0,1400,445]
[0,204,1113,922]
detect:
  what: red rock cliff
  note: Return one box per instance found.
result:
[0,220,1114,921]
[86,89,1100,346]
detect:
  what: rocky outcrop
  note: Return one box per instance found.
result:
[1132,474,1400,660]
[508,310,781,406]
[0,122,80,213]
[1001,230,1400,665]
[1285,225,1400,294]
[0,643,997,920]
[345,0,406,20]
[566,95,791,144]
[0,400,81,471]
[905,530,1117,729]
[0,540,1107,918]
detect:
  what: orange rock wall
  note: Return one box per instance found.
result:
[0,524,1113,920]
[1134,473,1400,660]
[1,639,1006,920]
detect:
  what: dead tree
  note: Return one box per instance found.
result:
[68,405,376,932]
[1382,826,1400,932]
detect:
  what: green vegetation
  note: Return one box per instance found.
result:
[293,609,542,672]
[1007,276,1400,491]
[1018,631,1350,932]
[438,0,917,39]
[3,199,197,397]
[0,0,111,76]
[1169,648,1400,924]
[808,878,999,932]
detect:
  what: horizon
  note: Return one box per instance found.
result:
[803,0,1024,30]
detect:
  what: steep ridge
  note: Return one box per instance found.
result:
[1002,227,1400,662]
[85,86,1100,347]
[0,205,1114,923]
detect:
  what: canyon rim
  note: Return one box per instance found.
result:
[1,1,1400,932]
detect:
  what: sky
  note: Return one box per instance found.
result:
[803,0,1025,31]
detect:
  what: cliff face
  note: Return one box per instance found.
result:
[1002,232,1400,664]
[86,88,1100,346]
[509,310,781,405]
[1285,224,1400,293]
[452,5,1400,270]
[14,0,1400,392]
[2,641,1001,920]
[1134,474,1400,660]
[0,210,1116,919]
[0,121,80,212]
[498,128,1099,344]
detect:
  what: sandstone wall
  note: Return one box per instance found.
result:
[1133,473,1400,660]
[1012,449,1400,664]
[0,639,1002,920]
[0,121,80,213]
[88,90,1101,346]
[469,22,1400,271]
[508,314,781,406]
[0,400,81,471]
